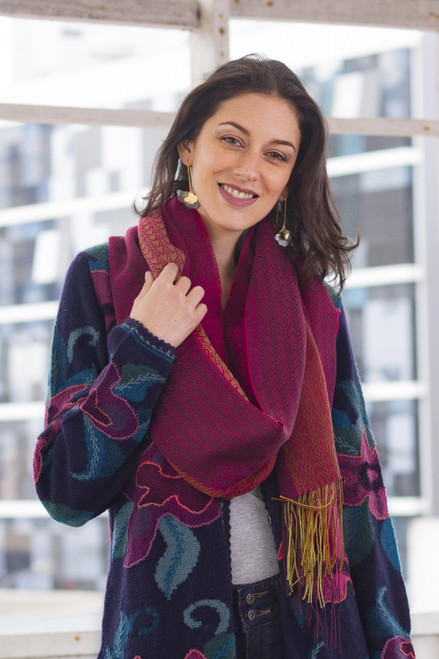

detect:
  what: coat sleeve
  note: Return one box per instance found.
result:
[332,299,415,657]
[33,248,175,526]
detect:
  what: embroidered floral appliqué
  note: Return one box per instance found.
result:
[123,444,221,568]
[338,431,389,519]
[80,362,139,439]
[382,636,415,658]
[33,383,88,483]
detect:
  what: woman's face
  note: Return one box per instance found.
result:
[178,92,301,243]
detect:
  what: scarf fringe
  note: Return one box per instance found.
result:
[279,479,344,609]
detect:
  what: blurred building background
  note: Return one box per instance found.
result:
[0,3,438,638]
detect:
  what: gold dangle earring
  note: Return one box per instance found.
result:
[275,199,291,247]
[177,165,200,209]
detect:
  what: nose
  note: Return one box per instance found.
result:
[233,150,260,182]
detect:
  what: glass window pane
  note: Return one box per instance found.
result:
[0,420,43,499]
[0,122,168,210]
[0,223,62,303]
[0,122,170,308]
[330,163,414,267]
[328,134,412,158]
[367,400,419,498]
[0,322,52,403]
[302,48,412,121]
[230,21,434,120]
[343,284,416,383]
[0,516,108,590]
[0,18,190,112]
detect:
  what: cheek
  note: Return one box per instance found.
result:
[192,149,219,184]
[267,171,292,197]
[279,164,296,193]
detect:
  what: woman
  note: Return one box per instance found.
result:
[34,55,415,658]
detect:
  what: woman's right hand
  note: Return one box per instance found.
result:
[130,263,208,347]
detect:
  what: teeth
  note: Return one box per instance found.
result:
[221,184,254,200]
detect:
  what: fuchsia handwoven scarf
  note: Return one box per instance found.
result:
[109,196,344,609]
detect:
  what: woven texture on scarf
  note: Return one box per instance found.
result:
[108,196,344,610]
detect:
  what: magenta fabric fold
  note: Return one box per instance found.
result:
[109,197,339,498]
[109,197,345,611]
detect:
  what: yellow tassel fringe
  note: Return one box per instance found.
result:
[278,480,344,608]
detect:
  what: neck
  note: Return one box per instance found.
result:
[208,232,240,308]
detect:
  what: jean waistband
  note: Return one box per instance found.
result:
[233,574,282,631]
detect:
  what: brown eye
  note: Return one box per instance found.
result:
[267,151,287,162]
[221,136,242,147]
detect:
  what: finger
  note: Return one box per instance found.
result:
[186,285,205,305]
[142,270,154,291]
[143,270,154,287]
[133,271,153,302]
[195,303,208,324]
[160,262,179,283]
[175,275,192,295]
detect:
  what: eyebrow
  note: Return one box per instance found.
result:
[218,121,297,151]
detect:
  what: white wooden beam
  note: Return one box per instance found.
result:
[231,0,439,32]
[0,104,175,128]
[0,402,44,421]
[1,104,438,137]
[0,301,58,323]
[1,0,439,32]
[190,0,230,85]
[327,117,439,137]
[0,630,100,659]
[0,0,199,29]
[0,611,435,657]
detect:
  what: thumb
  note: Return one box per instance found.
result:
[136,270,154,299]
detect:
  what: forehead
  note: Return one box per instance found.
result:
[205,92,300,137]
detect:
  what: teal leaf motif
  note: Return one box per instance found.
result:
[338,380,374,441]
[50,326,69,391]
[138,607,160,636]
[67,326,99,363]
[204,632,236,659]
[333,424,362,455]
[71,416,125,481]
[42,500,93,527]
[115,364,165,402]
[112,501,134,559]
[380,517,402,571]
[87,243,109,269]
[184,599,230,635]
[366,586,409,640]
[105,610,133,659]
[308,642,324,658]
[105,607,159,658]
[51,332,98,395]
[155,515,200,600]
[342,500,373,566]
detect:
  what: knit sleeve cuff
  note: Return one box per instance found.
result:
[121,318,176,362]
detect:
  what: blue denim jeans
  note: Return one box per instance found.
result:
[232,574,284,659]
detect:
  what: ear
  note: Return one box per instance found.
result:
[177,140,193,166]
[279,186,289,202]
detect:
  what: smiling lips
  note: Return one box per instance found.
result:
[219,183,258,206]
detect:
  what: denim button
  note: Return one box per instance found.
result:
[246,593,256,605]
[247,609,257,621]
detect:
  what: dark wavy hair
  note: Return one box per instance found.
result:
[138,54,357,289]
